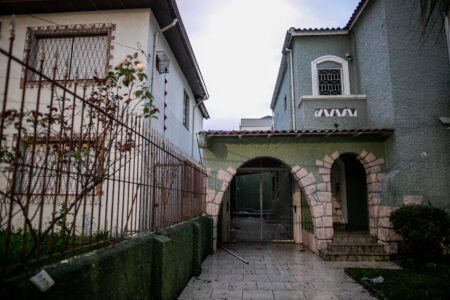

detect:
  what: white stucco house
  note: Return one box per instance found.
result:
[0,0,209,237]
[0,0,209,162]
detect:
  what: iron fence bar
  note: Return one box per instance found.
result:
[0,32,207,275]
[0,47,187,161]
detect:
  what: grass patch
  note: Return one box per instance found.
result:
[346,259,450,300]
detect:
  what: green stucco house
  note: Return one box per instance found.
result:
[199,0,450,259]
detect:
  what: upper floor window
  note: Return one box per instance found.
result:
[318,69,342,95]
[25,23,114,85]
[311,55,350,96]
[183,91,190,130]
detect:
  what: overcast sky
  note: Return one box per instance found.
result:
[177,0,360,130]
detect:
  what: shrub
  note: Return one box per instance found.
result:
[390,204,450,262]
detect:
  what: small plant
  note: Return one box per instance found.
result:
[390,204,450,263]
[0,52,158,275]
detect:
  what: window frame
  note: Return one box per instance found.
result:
[311,55,350,96]
[23,23,115,87]
[183,91,190,130]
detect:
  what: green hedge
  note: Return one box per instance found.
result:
[2,216,213,300]
[390,204,450,262]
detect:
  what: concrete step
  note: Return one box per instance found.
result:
[332,234,377,244]
[326,243,386,254]
[319,249,390,261]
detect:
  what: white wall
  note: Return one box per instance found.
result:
[0,8,205,232]
[147,11,204,162]
[0,8,204,162]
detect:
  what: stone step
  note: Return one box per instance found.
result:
[333,223,346,231]
[326,243,386,254]
[332,234,377,244]
[319,249,390,261]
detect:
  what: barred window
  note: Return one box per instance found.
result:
[15,140,103,198]
[26,24,114,83]
[183,91,190,130]
[311,55,350,96]
[318,68,342,95]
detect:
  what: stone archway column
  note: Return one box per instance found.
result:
[205,167,236,251]
[312,150,403,254]
[289,165,333,253]
[291,150,398,254]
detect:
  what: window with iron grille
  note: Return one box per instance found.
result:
[25,24,114,84]
[318,68,342,95]
[183,91,190,130]
[15,140,103,198]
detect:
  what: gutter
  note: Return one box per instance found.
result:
[286,47,296,130]
[150,18,178,97]
[149,18,178,131]
[191,99,205,158]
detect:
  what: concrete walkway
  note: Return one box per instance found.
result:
[179,243,399,300]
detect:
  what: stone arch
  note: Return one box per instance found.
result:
[205,151,388,253]
[289,164,332,252]
[206,157,296,250]
[312,150,386,249]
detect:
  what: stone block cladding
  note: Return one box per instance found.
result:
[205,150,409,255]
[299,150,399,254]
[205,167,237,251]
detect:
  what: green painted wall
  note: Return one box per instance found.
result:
[2,216,213,300]
[298,98,367,130]
[301,189,313,232]
[352,0,450,209]
[205,135,388,202]
[291,35,354,97]
[273,59,293,130]
[270,0,450,210]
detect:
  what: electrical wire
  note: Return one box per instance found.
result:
[27,14,145,52]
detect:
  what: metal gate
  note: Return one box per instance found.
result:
[230,170,293,242]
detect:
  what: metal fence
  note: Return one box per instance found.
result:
[0,19,206,275]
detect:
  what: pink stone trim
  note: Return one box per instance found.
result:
[226,167,237,176]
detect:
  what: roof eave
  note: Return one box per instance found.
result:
[155,0,209,101]
[345,0,371,30]
[202,129,395,138]
[0,0,210,102]
[198,102,209,119]
[270,30,291,110]
[290,29,349,36]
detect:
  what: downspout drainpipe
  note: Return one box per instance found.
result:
[191,99,204,159]
[286,48,296,130]
[141,18,177,231]
[149,18,178,129]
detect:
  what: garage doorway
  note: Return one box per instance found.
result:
[229,158,293,242]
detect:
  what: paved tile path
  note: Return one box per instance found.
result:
[179,243,399,300]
